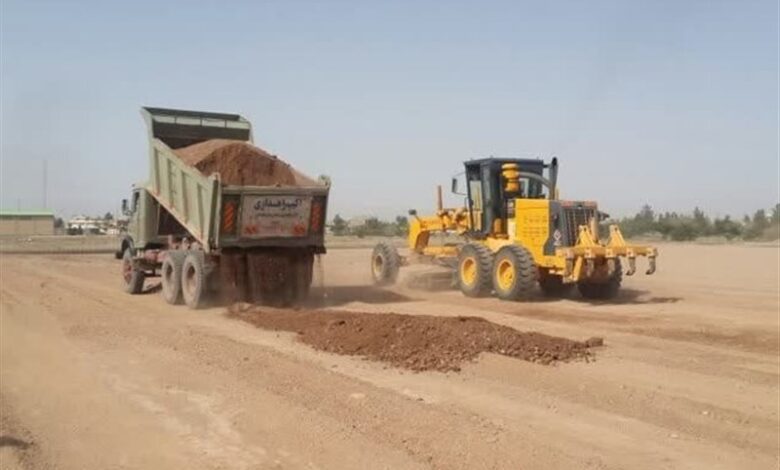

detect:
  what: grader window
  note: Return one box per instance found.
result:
[469,180,483,210]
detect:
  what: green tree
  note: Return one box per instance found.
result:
[771,204,780,225]
[394,215,409,236]
[364,217,383,235]
[331,214,348,236]
[744,209,769,240]
[103,212,113,221]
[691,207,711,236]
[712,216,742,240]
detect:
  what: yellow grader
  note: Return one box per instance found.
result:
[370,157,657,300]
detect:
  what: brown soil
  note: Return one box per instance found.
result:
[227,304,600,371]
[173,139,317,187]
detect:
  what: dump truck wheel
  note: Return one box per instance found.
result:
[458,244,493,297]
[371,242,400,286]
[539,274,574,298]
[121,248,145,295]
[492,245,536,301]
[181,252,206,309]
[578,260,623,300]
[161,252,185,305]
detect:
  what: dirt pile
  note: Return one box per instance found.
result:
[173,139,317,187]
[227,305,601,372]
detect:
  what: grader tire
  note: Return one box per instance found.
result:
[161,252,185,305]
[539,274,574,298]
[371,242,400,286]
[492,245,537,301]
[578,259,623,300]
[121,249,145,295]
[181,252,207,309]
[458,244,493,297]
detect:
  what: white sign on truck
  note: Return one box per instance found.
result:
[240,195,311,238]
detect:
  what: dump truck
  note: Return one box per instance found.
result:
[370,157,656,300]
[118,107,329,308]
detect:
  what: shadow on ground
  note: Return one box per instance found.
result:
[304,286,416,308]
[579,288,682,306]
[0,435,32,449]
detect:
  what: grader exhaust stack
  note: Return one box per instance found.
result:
[371,157,657,301]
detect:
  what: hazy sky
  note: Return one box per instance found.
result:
[1,0,778,219]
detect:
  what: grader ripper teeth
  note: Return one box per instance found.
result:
[370,157,657,301]
[558,225,657,283]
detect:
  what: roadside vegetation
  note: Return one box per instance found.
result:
[330,203,780,242]
[614,204,780,241]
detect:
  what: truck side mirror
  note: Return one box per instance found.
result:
[121,199,129,215]
[451,177,458,194]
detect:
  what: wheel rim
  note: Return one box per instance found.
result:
[496,259,515,290]
[372,255,384,277]
[183,263,197,298]
[460,257,477,285]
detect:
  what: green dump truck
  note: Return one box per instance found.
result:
[118,107,329,308]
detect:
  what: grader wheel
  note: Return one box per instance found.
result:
[457,244,493,297]
[371,242,400,286]
[578,259,623,300]
[492,245,537,301]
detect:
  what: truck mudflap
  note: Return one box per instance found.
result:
[556,225,657,282]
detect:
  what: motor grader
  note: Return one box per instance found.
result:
[370,157,657,300]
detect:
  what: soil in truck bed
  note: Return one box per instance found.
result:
[173,139,317,187]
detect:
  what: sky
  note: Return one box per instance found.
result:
[1,0,778,220]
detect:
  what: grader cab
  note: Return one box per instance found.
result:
[370,157,657,300]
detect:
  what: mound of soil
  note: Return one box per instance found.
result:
[227,305,602,372]
[173,139,317,187]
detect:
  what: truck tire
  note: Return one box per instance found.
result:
[121,248,145,295]
[181,252,207,309]
[458,244,493,297]
[161,251,185,305]
[578,260,622,300]
[371,242,400,286]
[539,274,574,298]
[492,245,537,301]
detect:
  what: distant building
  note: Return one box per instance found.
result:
[0,210,55,236]
[67,215,111,234]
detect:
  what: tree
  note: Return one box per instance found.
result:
[394,215,409,236]
[364,217,383,235]
[54,217,64,229]
[331,214,348,236]
[637,204,655,222]
[744,209,769,240]
[691,207,711,236]
[104,212,114,221]
[771,204,780,225]
[713,216,742,240]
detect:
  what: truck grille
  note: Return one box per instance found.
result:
[562,206,596,246]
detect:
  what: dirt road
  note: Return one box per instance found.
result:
[1,243,778,469]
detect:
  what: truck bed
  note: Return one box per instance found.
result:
[142,108,328,253]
